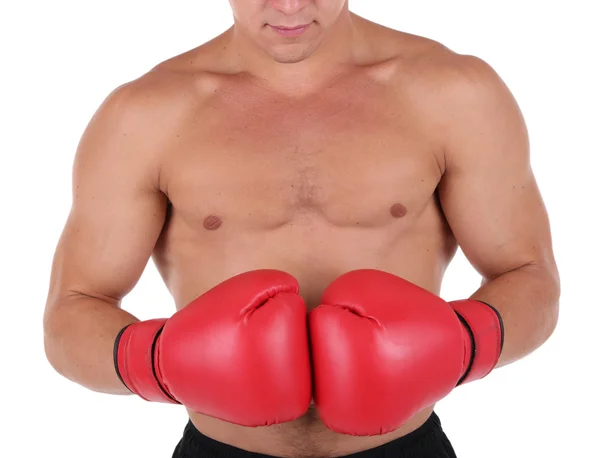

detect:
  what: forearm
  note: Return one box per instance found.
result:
[469,263,560,367]
[43,294,140,395]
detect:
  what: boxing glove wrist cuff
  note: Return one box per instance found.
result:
[450,299,504,385]
[113,319,179,404]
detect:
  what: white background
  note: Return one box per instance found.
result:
[2,1,598,457]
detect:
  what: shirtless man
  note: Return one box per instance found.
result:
[43,1,560,457]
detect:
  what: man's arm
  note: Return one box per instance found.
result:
[436,55,560,367]
[43,81,168,394]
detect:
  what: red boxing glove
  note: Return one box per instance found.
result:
[114,270,312,427]
[309,269,503,436]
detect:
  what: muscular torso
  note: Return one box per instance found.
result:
[147,27,459,457]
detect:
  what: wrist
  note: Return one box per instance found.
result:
[450,299,504,385]
[113,318,178,404]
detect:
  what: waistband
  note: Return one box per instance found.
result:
[179,412,447,458]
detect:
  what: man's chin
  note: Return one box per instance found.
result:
[267,44,317,64]
[271,54,310,64]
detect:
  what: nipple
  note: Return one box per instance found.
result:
[203,215,223,230]
[390,203,408,218]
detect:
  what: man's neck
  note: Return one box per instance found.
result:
[225,11,368,94]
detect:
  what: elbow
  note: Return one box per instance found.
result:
[42,306,69,378]
[43,333,64,377]
[540,268,561,345]
[542,300,559,345]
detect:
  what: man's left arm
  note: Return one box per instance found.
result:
[437,55,560,367]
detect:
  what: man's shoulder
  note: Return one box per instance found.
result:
[86,45,224,167]
[377,27,500,94]
[111,38,229,118]
[369,26,508,128]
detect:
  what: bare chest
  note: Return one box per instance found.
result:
[161,81,443,231]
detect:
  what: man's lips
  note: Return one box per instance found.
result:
[269,23,312,38]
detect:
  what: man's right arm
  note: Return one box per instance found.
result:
[43,80,168,395]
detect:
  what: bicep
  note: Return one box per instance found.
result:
[49,85,167,304]
[437,56,555,279]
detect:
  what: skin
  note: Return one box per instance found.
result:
[43,1,560,457]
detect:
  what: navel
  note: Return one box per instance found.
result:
[203,215,223,230]
[390,203,408,218]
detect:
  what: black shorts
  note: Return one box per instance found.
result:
[172,412,457,458]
